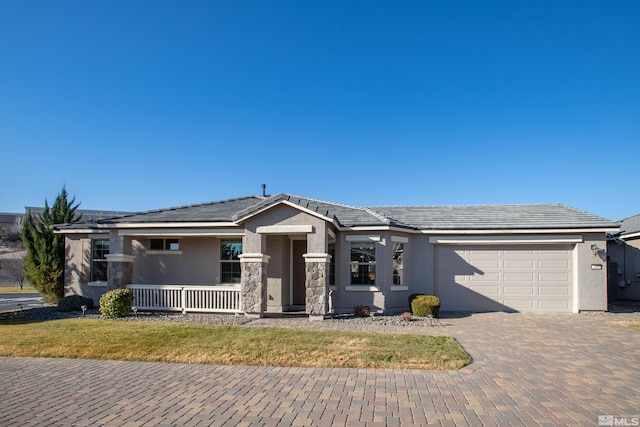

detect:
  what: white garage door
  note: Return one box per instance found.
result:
[434,245,573,313]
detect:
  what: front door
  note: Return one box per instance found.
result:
[291,240,306,307]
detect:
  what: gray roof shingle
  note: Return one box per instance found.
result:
[54,194,619,231]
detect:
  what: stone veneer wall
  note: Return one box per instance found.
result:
[241,261,267,315]
[305,261,327,316]
[107,261,133,289]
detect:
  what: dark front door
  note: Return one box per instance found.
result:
[291,240,306,306]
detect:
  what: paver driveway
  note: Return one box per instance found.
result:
[1,312,639,426]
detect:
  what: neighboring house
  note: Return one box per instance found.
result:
[54,193,619,319]
[607,214,640,301]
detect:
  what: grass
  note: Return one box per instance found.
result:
[0,286,36,293]
[612,321,640,331]
[0,315,471,370]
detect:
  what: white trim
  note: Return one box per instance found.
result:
[257,225,314,234]
[87,281,109,287]
[54,229,109,234]
[391,235,409,243]
[105,254,136,263]
[390,285,409,292]
[337,226,619,234]
[145,250,183,255]
[622,231,640,240]
[118,228,244,237]
[303,253,331,263]
[328,229,336,240]
[345,286,380,292]
[239,253,270,263]
[422,228,617,235]
[114,222,240,229]
[428,235,583,245]
[345,235,381,242]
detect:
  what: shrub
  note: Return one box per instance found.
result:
[58,295,94,312]
[99,289,134,318]
[354,305,371,317]
[409,294,441,318]
[400,311,413,322]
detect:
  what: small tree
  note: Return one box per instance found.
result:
[3,249,26,290]
[22,186,82,303]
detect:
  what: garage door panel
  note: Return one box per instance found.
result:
[539,260,570,269]
[504,259,535,269]
[504,285,535,295]
[504,273,535,282]
[470,272,500,282]
[435,245,573,313]
[539,300,570,310]
[539,273,570,282]
[539,286,570,295]
[504,299,535,309]
[470,259,500,268]
[468,285,500,295]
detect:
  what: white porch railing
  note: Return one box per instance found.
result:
[126,284,242,314]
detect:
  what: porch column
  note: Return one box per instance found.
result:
[105,254,135,289]
[303,253,330,321]
[239,253,270,317]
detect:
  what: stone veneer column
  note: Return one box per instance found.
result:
[239,253,270,317]
[105,254,135,289]
[303,253,330,321]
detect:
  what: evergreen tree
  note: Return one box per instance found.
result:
[22,186,82,303]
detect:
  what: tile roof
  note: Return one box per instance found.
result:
[54,194,619,231]
[620,213,640,236]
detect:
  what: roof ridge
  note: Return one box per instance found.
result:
[286,193,366,211]
[367,203,565,208]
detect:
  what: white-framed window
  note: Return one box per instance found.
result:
[220,239,242,284]
[91,239,109,282]
[150,238,180,251]
[392,242,404,286]
[350,241,376,285]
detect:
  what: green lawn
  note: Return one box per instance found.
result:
[0,316,471,370]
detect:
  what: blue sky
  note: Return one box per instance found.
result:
[1,0,638,221]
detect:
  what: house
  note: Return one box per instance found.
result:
[607,214,640,301]
[54,193,619,319]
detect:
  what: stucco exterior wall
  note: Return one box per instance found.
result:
[576,234,608,311]
[131,237,217,285]
[64,234,114,304]
[608,240,640,301]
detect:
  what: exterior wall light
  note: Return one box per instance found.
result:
[591,244,601,255]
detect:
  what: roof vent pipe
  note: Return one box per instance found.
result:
[261,184,266,197]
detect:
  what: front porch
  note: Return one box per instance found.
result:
[126,284,242,314]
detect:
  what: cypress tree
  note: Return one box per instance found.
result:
[22,186,82,303]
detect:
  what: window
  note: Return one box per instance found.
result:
[350,241,376,285]
[328,243,336,286]
[91,239,109,282]
[392,243,404,286]
[150,239,180,251]
[220,240,242,283]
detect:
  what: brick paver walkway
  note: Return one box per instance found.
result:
[1,312,639,426]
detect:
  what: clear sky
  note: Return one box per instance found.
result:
[1,0,638,221]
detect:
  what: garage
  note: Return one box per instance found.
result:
[434,245,574,313]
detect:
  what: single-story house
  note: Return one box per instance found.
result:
[54,193,619,319]
[607,213,640,301]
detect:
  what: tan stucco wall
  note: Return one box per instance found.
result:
[131,237,217,285]
[576,234,608,311]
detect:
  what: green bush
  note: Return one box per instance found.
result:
[99,289,134,318]
[58,295,94,312]
[409,294,441,318]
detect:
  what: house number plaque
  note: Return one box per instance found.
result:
[591,264,603,270]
